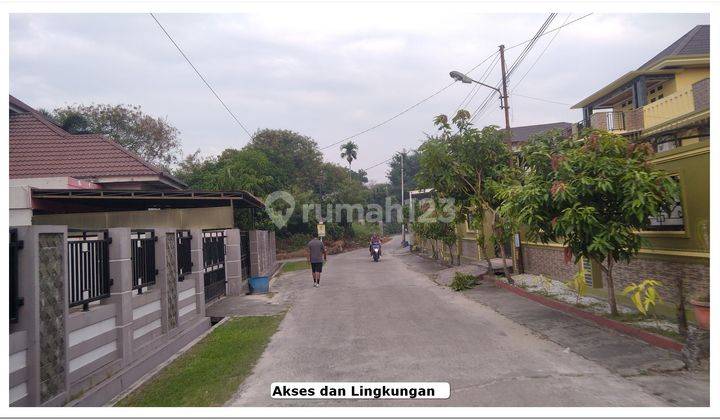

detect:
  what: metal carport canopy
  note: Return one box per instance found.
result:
[31,188,265,214]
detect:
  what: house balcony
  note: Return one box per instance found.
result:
[585,78,709,136]
[643,78,709,132]
[589,108,644,133]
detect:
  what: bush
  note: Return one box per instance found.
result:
[450,272,477,291]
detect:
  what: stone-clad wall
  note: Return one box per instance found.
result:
[522,243,709,305]
[521,245,579,283]
[9,226,212,407]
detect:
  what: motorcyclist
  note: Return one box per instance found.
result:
[369,233,382,257]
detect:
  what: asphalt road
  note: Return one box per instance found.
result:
[230,237,666,406]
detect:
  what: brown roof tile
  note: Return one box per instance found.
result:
[9,95,181,183]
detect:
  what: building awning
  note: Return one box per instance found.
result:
[31,189,265,215]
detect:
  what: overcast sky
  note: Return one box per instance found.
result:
[10,13,709,182]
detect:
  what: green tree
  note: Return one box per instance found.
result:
[340,141,358,171]
[416,110,515,280]
[500,130,677,315]
[246,129,324,191]
[46,104,182,167]
[387,150,419,202]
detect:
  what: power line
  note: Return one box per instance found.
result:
[319,81,457,151]
[363,156,395,171]
[506,13,593,51]
[471,14,557,123]
[320,50,499,151]
[455,52,499,114]
[512,13,571,93]
[361,13,594,173]
[150,13,253,138]
[513,93,571,106]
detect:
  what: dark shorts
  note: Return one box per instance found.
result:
[311,262,323,273]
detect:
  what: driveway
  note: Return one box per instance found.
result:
[229,237,665,406]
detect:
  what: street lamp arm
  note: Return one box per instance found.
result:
[472,79,502,95]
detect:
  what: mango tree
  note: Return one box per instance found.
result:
[416,110,516,280]
[500,130,677,315]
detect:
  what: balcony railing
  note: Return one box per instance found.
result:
[589,108,644,133]
[643,86,695,130]
[587,78,708,135]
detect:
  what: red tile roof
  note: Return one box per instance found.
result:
[9,95,181,183]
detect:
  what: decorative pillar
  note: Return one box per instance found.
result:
[189,229,206,315]
[225,229,246,296]
[107,228,134,367]
[153,228,170,333]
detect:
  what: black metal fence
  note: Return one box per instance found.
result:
[240,231,251,280]
[68,230,113,310]
[9,229,23,323]
[131,230,157,293]
[202,230,226,303]
[177,230,192,281]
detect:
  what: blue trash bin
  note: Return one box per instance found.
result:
[249,276,269,294]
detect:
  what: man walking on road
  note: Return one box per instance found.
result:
[307,236,327,287]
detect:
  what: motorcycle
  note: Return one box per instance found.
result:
[370,243,381,262]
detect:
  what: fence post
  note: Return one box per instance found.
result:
[154,228,170,333]
[11,226,41,406]
[107,228,134,367]
[225,229,245,296]
[12,226,70,406]
[189,229,206,315]
[249,230,260,277]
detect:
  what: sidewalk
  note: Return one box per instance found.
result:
[396,251,710,407]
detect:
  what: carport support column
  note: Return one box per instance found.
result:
[108,228,134,367]
[225,229,245,296]
[189,229,206,315]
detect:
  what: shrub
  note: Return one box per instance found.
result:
[450,272,477,291]
[565,268,588,304]
[623,279,664,327]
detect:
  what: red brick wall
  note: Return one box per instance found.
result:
[522,244,709,304]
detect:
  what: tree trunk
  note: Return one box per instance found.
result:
[606,256,619,316]
[447,242,455,265]
[477,230,493,277]
[498,239,513,284]
[494,221,513,284]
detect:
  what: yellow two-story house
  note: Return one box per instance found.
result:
[522,25,709,308]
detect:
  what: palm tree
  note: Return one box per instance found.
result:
[340,141,358,171]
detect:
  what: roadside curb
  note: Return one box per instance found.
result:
[493,279,684,352]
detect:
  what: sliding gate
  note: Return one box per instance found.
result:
[202,230,227,303]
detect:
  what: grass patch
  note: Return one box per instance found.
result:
[281,260,311,273]
[116,315,284,407]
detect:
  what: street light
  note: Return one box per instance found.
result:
[449,70,502,95]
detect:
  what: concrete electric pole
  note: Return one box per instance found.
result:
[400,148,406,246]
[498,44,512,151]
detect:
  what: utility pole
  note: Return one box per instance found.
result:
[500,44,522,278]
[400,148,406,246]
[499,44,512,151]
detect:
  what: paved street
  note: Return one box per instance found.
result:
[230,237,667,406]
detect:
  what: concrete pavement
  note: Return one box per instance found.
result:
[229,237,666,406]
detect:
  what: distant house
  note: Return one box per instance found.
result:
[523,25,709,307]
[505,122,572,149]
[573,24,709,150]
[9,94,263,229]
[9,95,186,191]
[9,95,277,407]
